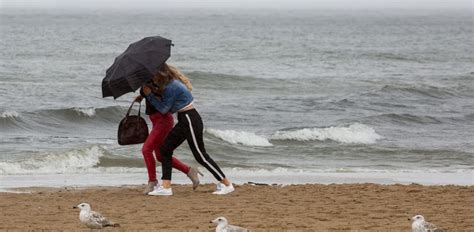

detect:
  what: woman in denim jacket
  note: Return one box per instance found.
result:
[134,72,201,194]
[143,64,234,196]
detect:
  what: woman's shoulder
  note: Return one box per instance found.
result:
[169,79,187,89]
[163,80,184,93]
[164,79,178,88]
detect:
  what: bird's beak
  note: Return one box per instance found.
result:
[73,206,77,209]
[408,218,411,221]
[209,220,213,223]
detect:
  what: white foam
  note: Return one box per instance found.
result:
[0,111,20,119]
[207,129,273,147]
[1,167,472,190]
[216,168,474,185]
[0,146,104,174]
[74,107,96,117]
[271,123,382,144]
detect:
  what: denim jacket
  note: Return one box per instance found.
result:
[145,79,193,114]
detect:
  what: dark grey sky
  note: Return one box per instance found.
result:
[2,0,472,9]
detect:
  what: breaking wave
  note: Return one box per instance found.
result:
[206,129,273,147]
[0,111,20,119]
[271,123,382,144]
[0,111,23,129]
[72,107,96,117]
[0,146,105,174]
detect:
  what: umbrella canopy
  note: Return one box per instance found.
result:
[102,36,173,99]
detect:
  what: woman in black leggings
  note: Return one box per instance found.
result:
[142,63,234,196]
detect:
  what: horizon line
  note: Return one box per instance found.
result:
[1,6,470,11]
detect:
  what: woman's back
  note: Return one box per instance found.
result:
[146,79,194,114]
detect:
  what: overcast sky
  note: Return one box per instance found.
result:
[1,0,472,9]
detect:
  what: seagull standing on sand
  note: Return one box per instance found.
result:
[73,203,120,229]
[411,215,444,232]
[211,217,249,232]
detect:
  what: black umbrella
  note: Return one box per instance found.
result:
[102,36,173,99]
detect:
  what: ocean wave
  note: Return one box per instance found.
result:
[0,106,127,130]
[187,71,289,91]
[0,111,20,119]
[370,52,422,62]
[206,129,273,147]
[380,84,457,99]
[365,113,443,125]
[73,107,96,117]
[38,106,125,120]
[0,146,105,174]
[0,111,23,129]
[270,123,382,144]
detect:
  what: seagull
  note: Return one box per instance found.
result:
[411,215,444,232]
[211,217,249,232]
[73,203,120,229]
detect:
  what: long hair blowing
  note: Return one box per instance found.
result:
[155,63,193,92]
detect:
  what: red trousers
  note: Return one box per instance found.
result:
[142,112,190,182]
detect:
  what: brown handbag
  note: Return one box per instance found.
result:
[117,101,149,145]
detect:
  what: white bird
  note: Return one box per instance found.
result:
[73,203,119,229]
[411,215,444,232]
[211,217,249,232]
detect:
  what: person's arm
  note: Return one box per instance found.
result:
[143,85,176,114]
[133,87,146,102]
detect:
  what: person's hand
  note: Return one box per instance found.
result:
[142,85,152,95]
[134,95,143,102]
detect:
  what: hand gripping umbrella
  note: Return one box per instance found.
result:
[102,36,173,99]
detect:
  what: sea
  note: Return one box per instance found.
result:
[1,8,473,190]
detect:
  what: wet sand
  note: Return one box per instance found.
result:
[1,183,473,231]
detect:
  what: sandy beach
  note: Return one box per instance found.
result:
[1,183,473,231]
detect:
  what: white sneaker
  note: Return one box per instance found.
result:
[215,182,224,192]
[212,183,234,195]
[148,185,172,196]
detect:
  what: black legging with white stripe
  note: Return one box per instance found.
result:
[160,109,226,181]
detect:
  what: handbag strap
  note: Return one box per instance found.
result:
[138,102,141,117]
[126,101,142,117]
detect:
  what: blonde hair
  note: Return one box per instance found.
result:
[167,64,193,91]
[154,63,193,92]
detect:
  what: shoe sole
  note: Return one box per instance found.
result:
[148,193,173,196]
[212,188,235,195]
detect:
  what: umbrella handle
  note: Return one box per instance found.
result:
[125,100,142,117]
